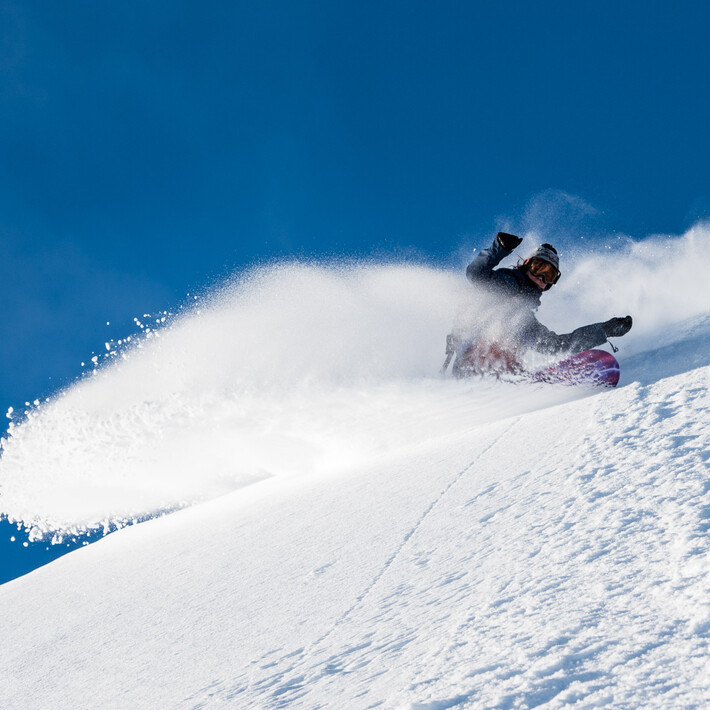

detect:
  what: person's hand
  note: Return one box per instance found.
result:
[603,315,633,337]
[496,232,522,250]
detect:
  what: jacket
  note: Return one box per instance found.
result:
[464,237,608,355]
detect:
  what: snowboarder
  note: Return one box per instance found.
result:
[445,232,633,377]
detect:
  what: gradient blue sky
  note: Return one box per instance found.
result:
[2,2,710,584]
[2,1,710,409]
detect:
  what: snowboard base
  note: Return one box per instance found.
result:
[532,349,620,388]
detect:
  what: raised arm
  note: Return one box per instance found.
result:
[466,232,522,286]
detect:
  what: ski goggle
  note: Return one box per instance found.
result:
[527,258,560,285]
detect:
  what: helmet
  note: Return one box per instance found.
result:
[523,243,561,290]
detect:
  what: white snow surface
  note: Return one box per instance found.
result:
[2,227,710,708]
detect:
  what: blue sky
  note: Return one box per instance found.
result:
[2,1,710,407]
[1,2,710,579]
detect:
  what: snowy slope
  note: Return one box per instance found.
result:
[1,229,710,709]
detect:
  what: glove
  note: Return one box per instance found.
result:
[496,232,522,250]
[603,315,633,338]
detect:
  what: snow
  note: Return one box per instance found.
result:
[1,228,710,708]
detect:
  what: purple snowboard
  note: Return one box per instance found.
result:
[532,349,620,388]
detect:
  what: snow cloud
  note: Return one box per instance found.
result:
[1,224,709,537]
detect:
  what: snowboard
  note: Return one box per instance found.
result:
[532,348,620,388]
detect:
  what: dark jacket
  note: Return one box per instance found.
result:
[465,237,608,355]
